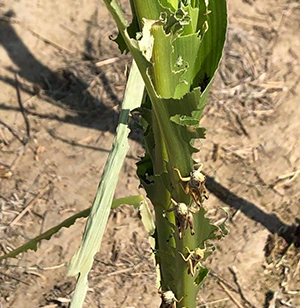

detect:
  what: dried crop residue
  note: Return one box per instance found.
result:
[0,0,299,307]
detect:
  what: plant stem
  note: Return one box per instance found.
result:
[148,63,199,308]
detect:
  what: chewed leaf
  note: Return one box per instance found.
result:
[97,0,227,306]
[111,6,140,53]
[170,114,200,127]
[159,0,177,11]
[112,32,128,54]
[0,195,147,261]
[194,266,210,286]
[194,207,218,247]
[0,207,90,261]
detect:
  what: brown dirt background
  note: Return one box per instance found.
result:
[0,0,299,307]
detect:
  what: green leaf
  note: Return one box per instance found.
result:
[111,0,140,53]
[0,195,148,261]
[68,61,145,308]
[0,208,90,261]
[194,266,209,286]
[91,1,228,307]
[192,0,228,89]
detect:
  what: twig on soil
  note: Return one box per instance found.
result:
[15,74,31,143]
[252,167,284,197]
[0,127,10,146]
[83,74,101,94]
[0,243,11,255]
[209,270,238,293]
[59,23,79,36]
[270,169,300,192]
[0,270,30,285]
[0,263,67,271]
[253,167,268,187]
[229,266,256,308]
[198,297,229,307]
[24,270,46,281]
[278,299,297,308]
[28,28,74,55]
[218,281,245,308]
[107,267,133,277]
[10,145,28,172]
[0,168,12,179]
[277,170,300,183]
[0,161,11,169]
[231,207,242,222]
[0,119,25,144]
[95,57,119,67]
[222,106,244,136]
[232,110,250,138]
[9,177,58,227]
[107,261,143,277]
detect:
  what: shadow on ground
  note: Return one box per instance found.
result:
[0,16,127,136]
[206,175,298,245]
[1,14,297,246]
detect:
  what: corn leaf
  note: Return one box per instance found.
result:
[85,0,227,306]
[68,61,145,308]
[0,195,149,261]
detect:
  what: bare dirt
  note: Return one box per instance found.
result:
[0,0,299,307]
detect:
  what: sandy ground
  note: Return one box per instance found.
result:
[0,0,299,307]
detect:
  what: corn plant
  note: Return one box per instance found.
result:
[97,1,227,307]
[0,1,228,307]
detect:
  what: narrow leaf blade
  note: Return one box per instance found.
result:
[68,61,145,308]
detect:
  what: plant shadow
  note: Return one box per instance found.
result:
[0,13,141,139]
[205,175,298,245]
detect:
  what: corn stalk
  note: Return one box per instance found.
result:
[99,1,228,307]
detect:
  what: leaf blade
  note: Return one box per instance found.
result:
[68,61,145,308]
